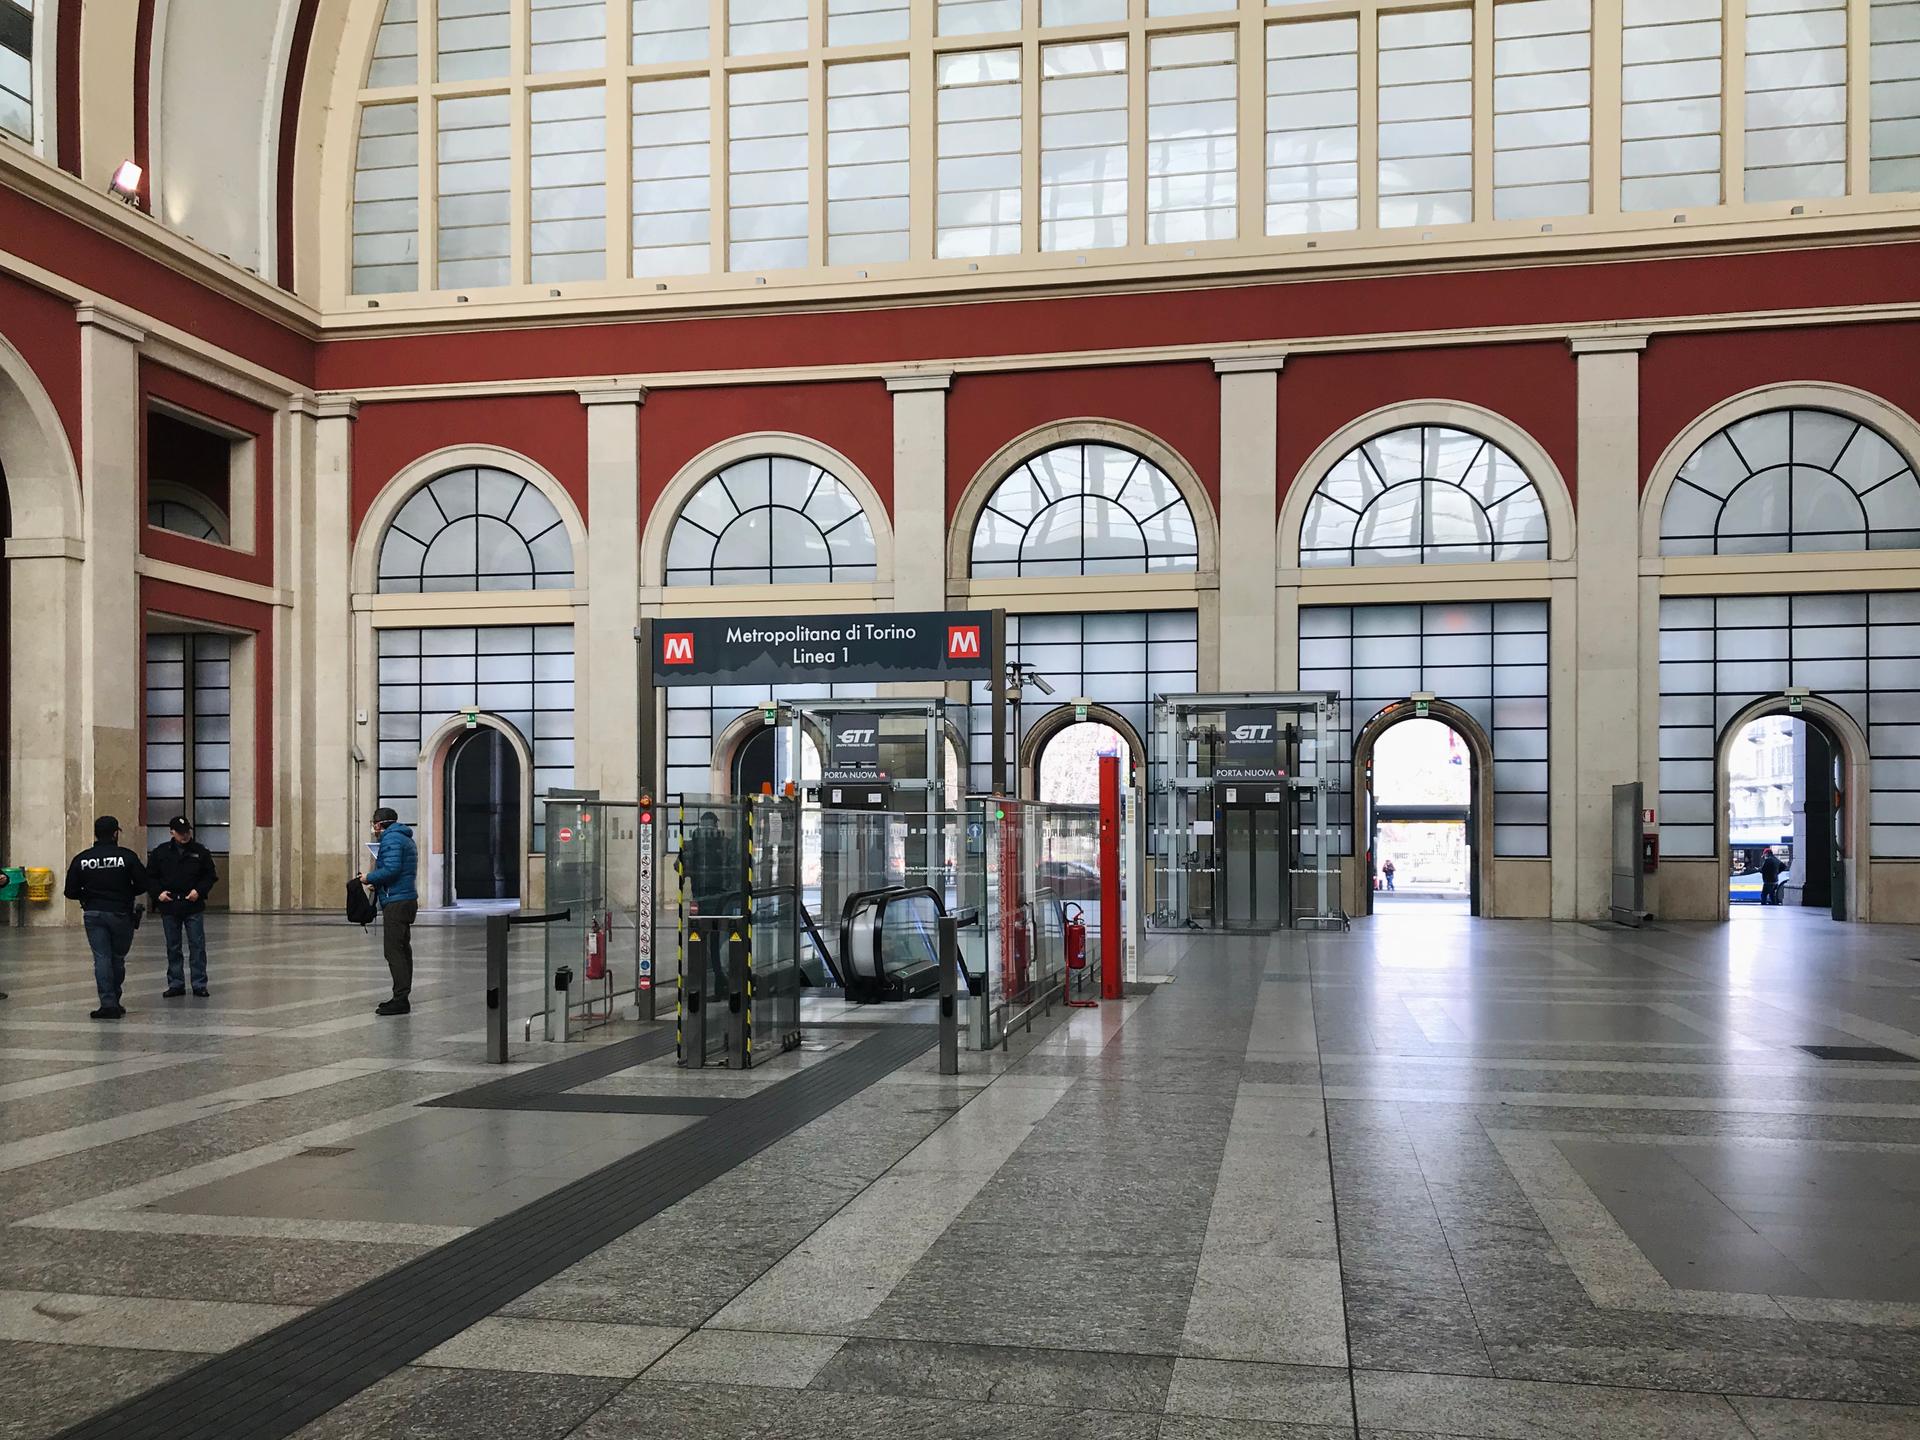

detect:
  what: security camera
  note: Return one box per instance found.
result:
[1030,674,1055,696]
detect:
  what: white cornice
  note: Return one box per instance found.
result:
[74,302,147,344]
[4,536,86,562]
[576,385,648,406]
[135,558,293,609]
[1213,352,1288,375]
[884,371,954,393]
[1567,331,1652,355]
[0,144,319,334]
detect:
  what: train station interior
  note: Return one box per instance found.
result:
[4,0,1920,1435]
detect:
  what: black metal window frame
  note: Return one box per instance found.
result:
[376,466,575,594]
[375,623,577,853]
[968,442,1202,579]
[148,499,223,544]
[1297,600,1551,858]
[963,608,1200,796]
[665,456,879,587]
[1659,406,1920,556]
[1300,424,1551,568]
[143,633,234,855]
[1655,591,1920,860]
[0,0,32,145]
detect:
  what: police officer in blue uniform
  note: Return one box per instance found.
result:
[63,816,149,1020]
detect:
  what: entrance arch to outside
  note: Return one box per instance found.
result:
[415,713,535,908]
[1352,699,1495,919]
[1715,695,1870,924]
[1022,704,1144,802]
[1027,705,1143,803]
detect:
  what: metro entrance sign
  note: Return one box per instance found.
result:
[650,610,994,686]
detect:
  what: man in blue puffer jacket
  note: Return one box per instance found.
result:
[354,806,418,1016]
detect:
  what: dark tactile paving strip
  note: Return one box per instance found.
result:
[53,1024,936,1440]
[1797,1044,1919,1063]
[420,1027,679,1109]
[504,1093,737,1116]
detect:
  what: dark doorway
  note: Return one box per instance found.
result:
[733,725,777,797]
[730,723,825,797]
[446,728,520,902]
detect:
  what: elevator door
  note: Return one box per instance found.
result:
[1221,805,1285,930]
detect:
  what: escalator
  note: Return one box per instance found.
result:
[837,885,975,1004]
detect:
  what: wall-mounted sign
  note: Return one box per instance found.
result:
[824,712,886,783]
[1216,707,1287,782]
[651,610,994,686]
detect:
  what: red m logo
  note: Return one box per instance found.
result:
[662,633,695,665]
[947,625,981,660]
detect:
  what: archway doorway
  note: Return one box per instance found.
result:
[1726,711,1848,922]
[730,723,823,796]
[1355,705,1491,919]
[445,727,521,904]
[1036,719,1129,804]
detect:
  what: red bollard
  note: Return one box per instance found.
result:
[1098,753,1123,1001]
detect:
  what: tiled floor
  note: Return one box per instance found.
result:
[3,905,1920,1437]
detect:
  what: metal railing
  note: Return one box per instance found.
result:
[937,907,980,1075]
[484,909,570,1063]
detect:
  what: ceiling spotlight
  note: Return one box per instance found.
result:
[108,160,144,204]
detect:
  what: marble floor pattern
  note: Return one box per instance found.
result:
[2,906,1920,1437]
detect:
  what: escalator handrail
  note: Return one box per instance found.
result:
[798,900,841,987]
[838,884,975,995]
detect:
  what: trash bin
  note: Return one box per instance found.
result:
[0,868,23,902]
[24,867,55,902]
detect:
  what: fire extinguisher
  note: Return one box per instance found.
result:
[1063,903,1096,1008]
[585,912,608,981]
[1010,906,1030,998]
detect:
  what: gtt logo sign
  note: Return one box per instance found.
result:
[838,728,876,747]
[662,633,695,665]
[947,625,982,661]
[1232,724,1274,743]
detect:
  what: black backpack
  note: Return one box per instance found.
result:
[346,879,377,925]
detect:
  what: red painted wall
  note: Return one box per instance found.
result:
[138,578,275,829]
[945,363,1221,515]
[0,272,82,466]
[313,242,1920,393]
[351,393,590,535]
[1275,342,1580,512]
[1639,321,1920,487]
[637,380,894,524]
[0,189,314,383]
[140,362,277,585]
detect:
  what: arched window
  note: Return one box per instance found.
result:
[377,467,574,593]
[1301,425,1549,567]
[148,499,223,543]
[665,456,877,586]
[1658,407,1920,556]
[969,443,1199,578]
